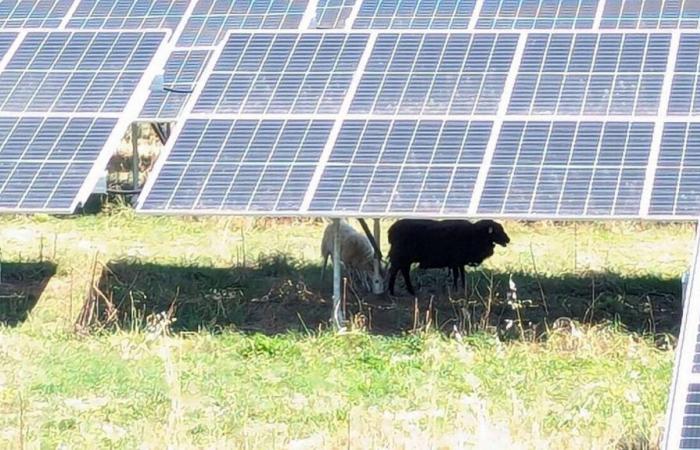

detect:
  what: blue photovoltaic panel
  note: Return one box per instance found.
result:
[681,384,700,448]
[350,33,517,115]
[669,34,700,115]
[0,33,18,59]
[352,0,475,29]
[315,0,355,28]
[176,0,308,47]
[66,0,190,30]
[0,31,165,114]
[193,33,368,115]
[139,119,333,212]
[309,120,491,214]
[601,0,700,29]
[509,33,669,116]
[0,0,72,28]
[0,117,117,212]
[476,0,597,29]
[478,121,653,217]
[140,49,213,120]
[650,122,700,217]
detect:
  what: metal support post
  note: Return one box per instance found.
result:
[332,218,344,329]
[131,123,140,191]
[682,270,690,306]
[372,219,383,294]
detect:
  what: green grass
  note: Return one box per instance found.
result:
[0,210,693,448]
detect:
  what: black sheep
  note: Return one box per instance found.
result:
[387,219,510,296]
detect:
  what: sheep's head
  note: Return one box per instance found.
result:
[479,220,510,247]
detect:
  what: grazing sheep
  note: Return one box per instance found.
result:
[387,219,510,296]
[321,220,377,291]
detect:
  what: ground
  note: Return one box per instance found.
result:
[0,210,693,449]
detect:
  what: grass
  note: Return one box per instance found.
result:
[0,209,694,449]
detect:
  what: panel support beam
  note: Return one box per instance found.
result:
[332,218,345,329]
[131,123,140,191]
[372,218,383,295]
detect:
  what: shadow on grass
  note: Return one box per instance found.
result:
[0,261,56,325]
[78,253,683,338]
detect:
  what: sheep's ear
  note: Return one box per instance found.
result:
[488,226,493,234]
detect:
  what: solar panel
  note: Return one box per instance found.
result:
[0,32,18,59]
[139,119,333,212]
[649,122,700,217]
[478,121,653,217]
[140,49,213,120]
[0,117,118,212]
[309,120,491,214]
[350,33,517,115]
[670,34,700,116]
[508,33,669,116]
[352,0,475,29]
[176,0,308,47]
[192,32,369,115]
[66,0,190,30]
[476,0,597,29]
[315,0,355,28]
[0,31,165,114]
[601,0,700,29]
[0,0,72,29]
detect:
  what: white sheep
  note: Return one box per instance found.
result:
[320,220,376,292]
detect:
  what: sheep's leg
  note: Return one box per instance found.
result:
[401,266,415,296]
[459,265,466,291]
[388,265,399,296]
[451,266,459,289]
[320,252,329,282]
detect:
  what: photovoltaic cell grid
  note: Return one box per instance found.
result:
[0,32,17,58]
[0,31,165,114]
[192,33,368,115]
[309,120,491,214]
[352,0,475,29]
[649,123,700,217]
[140,49,212,120]
[478,121,654,217]
[66,0,190,30]
[476,0,598,29]
[176,0,308,47]
[0,117,118,211]
[349,33,517,115]
[315,0,355,29]
[508,33,670,116]
[681,384,700,448]
[0,0,72,28]
[601,0,700,29]
[140,119,333,212]
[670,34,700,116]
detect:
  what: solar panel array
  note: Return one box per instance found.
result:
[2,1,700,447]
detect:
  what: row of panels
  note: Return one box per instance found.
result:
[5,0,700,38]
[137,118,700,218]
[169,31,700,120]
